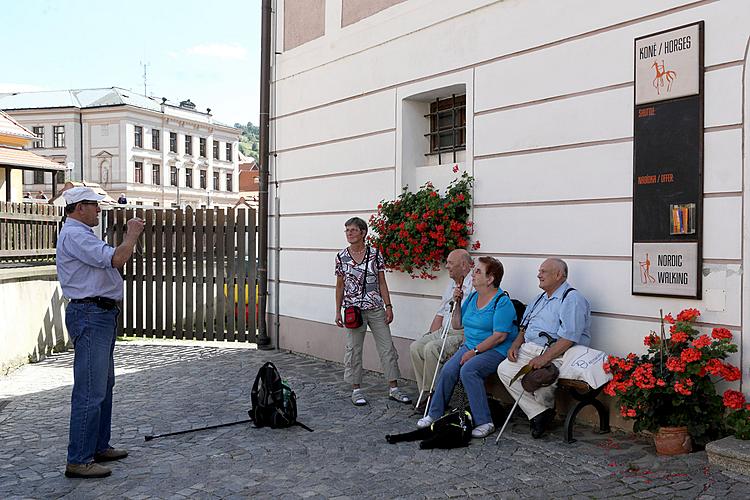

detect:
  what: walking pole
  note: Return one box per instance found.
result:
[145,418,252,441]
[495,332,556,443]
[414,303,453,410]
[423,301,456,418]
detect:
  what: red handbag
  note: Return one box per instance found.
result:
[343,305,363,329]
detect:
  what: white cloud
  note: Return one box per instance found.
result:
[0,83,47,93]
[186,43,247,61]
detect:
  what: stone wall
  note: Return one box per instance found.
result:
[0,267,68,375]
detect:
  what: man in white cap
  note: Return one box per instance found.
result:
[57,187,144,478]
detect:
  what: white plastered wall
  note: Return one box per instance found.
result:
[271,0,750,382]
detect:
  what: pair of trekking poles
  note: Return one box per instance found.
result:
[412,298,557,443]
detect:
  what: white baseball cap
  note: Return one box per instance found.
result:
[62,186,105,205]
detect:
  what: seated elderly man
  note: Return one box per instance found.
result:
[496,258,591,439]
[409,249,473,407]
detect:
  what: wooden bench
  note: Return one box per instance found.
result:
[557,378,610,443]
[485,375,610,443]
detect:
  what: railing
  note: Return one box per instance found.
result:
[103,207,257,342]
[0,201,63,264]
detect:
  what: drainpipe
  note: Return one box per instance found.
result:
[79,110,84,181]
[257,0,272,349]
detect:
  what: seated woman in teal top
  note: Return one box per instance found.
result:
[417,256,518,438]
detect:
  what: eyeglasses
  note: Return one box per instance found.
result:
[78,201,100,206]
[344,228,363,234]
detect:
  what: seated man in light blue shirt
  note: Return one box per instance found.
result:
[497,258,591,438]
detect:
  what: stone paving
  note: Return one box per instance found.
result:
[2,341,750,499]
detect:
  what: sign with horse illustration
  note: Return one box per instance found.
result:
[635,22,702,105]
[632,22,704,299]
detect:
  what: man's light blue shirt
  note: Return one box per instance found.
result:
[56,218,123,300]
[522,281,591,347]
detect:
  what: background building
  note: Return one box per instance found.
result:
[0,110,65,202]
[269,0,750,392]
[0,87,241,207]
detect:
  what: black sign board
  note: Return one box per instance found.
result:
[633,96,702,242]
[632,22,703,298]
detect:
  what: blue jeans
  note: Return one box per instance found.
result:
[427,345,505,426]
[66,302,119,464]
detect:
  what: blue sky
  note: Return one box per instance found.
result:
[1,0,261,126]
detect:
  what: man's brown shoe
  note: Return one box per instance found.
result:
[94,448,128,463]
[65,462,112,478]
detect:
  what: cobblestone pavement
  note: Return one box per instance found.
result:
[2,342,750,499]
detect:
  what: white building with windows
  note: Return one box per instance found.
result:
[0,87,241,207]
[270,0,750,398]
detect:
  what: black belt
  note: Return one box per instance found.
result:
[70,297,118,310]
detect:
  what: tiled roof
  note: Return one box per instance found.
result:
[0,145,66,170]
[0,110,35,141]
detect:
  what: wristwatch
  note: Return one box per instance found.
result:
[473,348,480,355]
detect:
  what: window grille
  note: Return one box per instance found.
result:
[424,94,466,163]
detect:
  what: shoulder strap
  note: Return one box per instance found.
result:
[520,293,545,329]
[492,290,509,310]
[558,287,576,325]
[561,287,576,302]
[359,246,370,303]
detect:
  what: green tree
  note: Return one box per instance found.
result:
[234,121,260,160]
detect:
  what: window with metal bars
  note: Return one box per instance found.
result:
[424,94,466,163]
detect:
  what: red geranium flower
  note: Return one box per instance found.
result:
[644,334,660,347]
[723,390,746,410]
[674,379,694,396]
[711,327,732,340]
[670,331,688,343]
[680,348,702,363]
[666,357,686,373]
[721,363,741,382]
[676,308,701,322]
[691,335,712,349]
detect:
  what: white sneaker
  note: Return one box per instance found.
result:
[417,416,434,429]
[471,423,495,438]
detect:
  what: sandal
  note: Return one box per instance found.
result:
[351,389,367,406]
[389,387,412,404]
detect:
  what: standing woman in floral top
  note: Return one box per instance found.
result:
[335,217,412,406]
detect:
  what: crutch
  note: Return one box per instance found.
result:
[414,300,454,411]
[495,332,556,443]
[421,301,457,418]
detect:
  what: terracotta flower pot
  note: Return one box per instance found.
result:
[654,426,692,456]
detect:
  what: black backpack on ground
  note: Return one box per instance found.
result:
[248,361,312,432]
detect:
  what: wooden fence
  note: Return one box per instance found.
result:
[0,201,63,263]
[104,207,257,342]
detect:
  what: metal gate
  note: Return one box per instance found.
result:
[104,207,257,342]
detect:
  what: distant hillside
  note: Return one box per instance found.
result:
[234,122,259,160]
